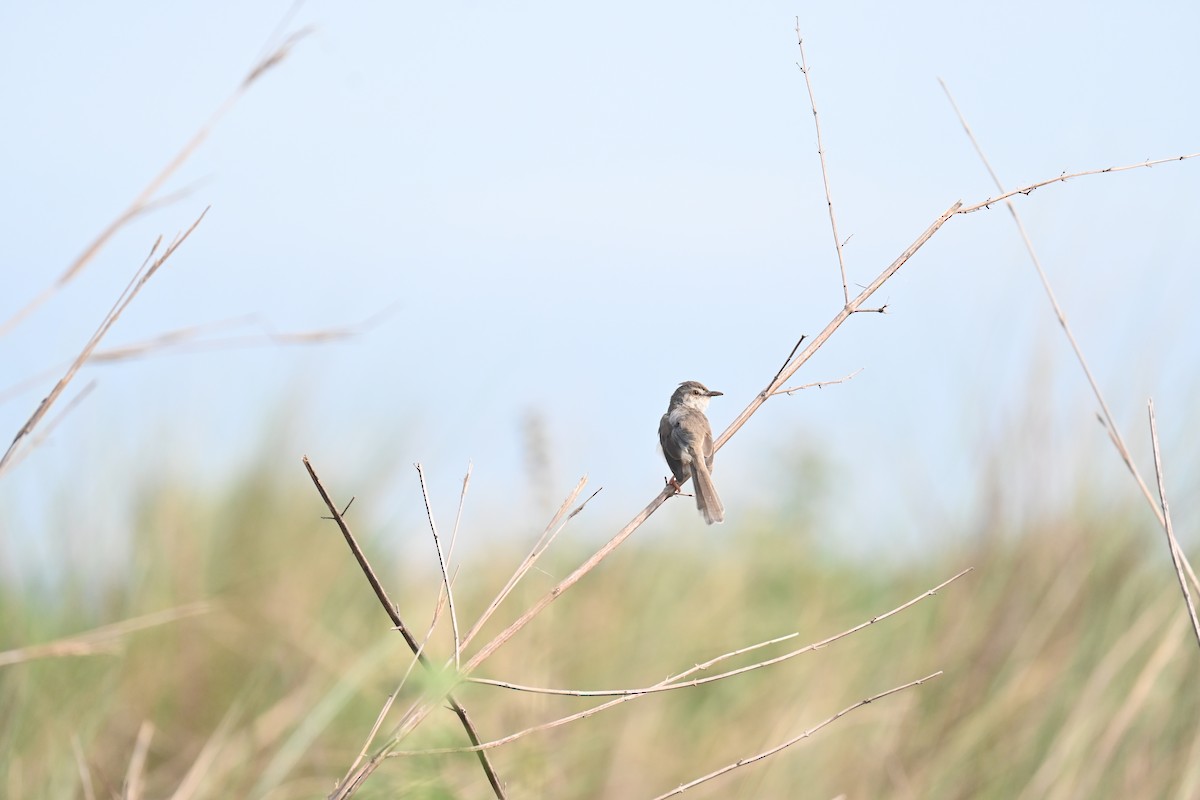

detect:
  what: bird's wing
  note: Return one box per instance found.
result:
[659,413,688,481]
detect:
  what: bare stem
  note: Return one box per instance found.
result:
[957,151,1200,214]
[415,463,461,669]
[796,22,850,305]
[940,80,1200,597]
[1147,400,1200,651]
[301,456,508,800]
[396,568,970,754]
[649,672,943,799]
[771,368,863,397]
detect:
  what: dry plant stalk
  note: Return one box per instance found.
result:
[388,569,971,758]
[650,671,943,799]
[0,211,208,476]
[795,21,850,305]
[0,31,307,339]
[301,457,508,800]
[940,80,1200,599]
[1147,400,1200,650]
[0,600,211,669]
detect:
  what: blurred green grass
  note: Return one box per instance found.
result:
[3,458,1199,799]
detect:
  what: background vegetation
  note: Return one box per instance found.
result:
[3,449,1199,798]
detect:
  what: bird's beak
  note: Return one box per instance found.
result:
[708,390,723,397]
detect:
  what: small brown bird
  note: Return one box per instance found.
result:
[659,380,725,524]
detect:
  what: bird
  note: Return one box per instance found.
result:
[659,380,725,524]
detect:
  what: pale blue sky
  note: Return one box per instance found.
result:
[3,2,1199,581]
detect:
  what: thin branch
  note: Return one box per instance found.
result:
[940,80,1200,596]
[301,456,507,800]
[337,629,436,797]
[649,672,943,799]
[123,721,155,800]
[470,568,968,698]
[398,568,970,754]
[0,31,307,338]
[767,336,807,392]
[415,463,462,670]
[716,201,961,453]
[771,368,863,397]
[0,602,211,668]
[457,476,592,653]
[0,210,208,476]
[957,151,1200,214]
[796,22,850,305]
[1148,399,1200,651]
[71,736,96,800]
[0,381,97,473]
[449,461,473,564]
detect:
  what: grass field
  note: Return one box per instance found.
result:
[3,455,1198,799]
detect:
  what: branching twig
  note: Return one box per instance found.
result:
[771,368,863,397]
[956,151,1199,214]
[470,567,968,698]
[716,201,962,454]
[941,80,1200,596]
[415,463,462,669]
[1148,400,1200,651]
[766,336,807,392]
[796,22,850,305]
[301,456,508,800]
[395,569,969,754]
[649,672,944,799]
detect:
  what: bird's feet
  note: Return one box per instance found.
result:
[664,477,690,497]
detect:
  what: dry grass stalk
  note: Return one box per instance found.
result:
[1148,400,1200,650]
[457,476,594,652]
[796,21,850,305]
[301,456,508,800]
[0,602,211,668]
[415,463,462,668]
[0,211,208,476]
[771,367,863,397]
[390,569,970,759]
[940,79,1200,598]
[0,32,307,339]
[469,567,970,699]
[123,721,155,800]
[956,151,1199,214]
[649,671,944,799]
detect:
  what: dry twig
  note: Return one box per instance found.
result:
[301,456,508,800]
[956,151,1199,214]
[649,672,943,799]
[1148,400,1200,651]
[393,568,970,755]
[123,721,155,800]
[415,463,462,669]
[0,32,307,338]
[771,368,863,397]
[940,80,1200,597]
[0,211,208,476]
[0,602,210,668]
[469,568,968,698]
[796,22,850,305]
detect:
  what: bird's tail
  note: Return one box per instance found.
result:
[691,459,725,525]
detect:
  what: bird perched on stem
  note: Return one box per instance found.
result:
[659,380,725,525]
